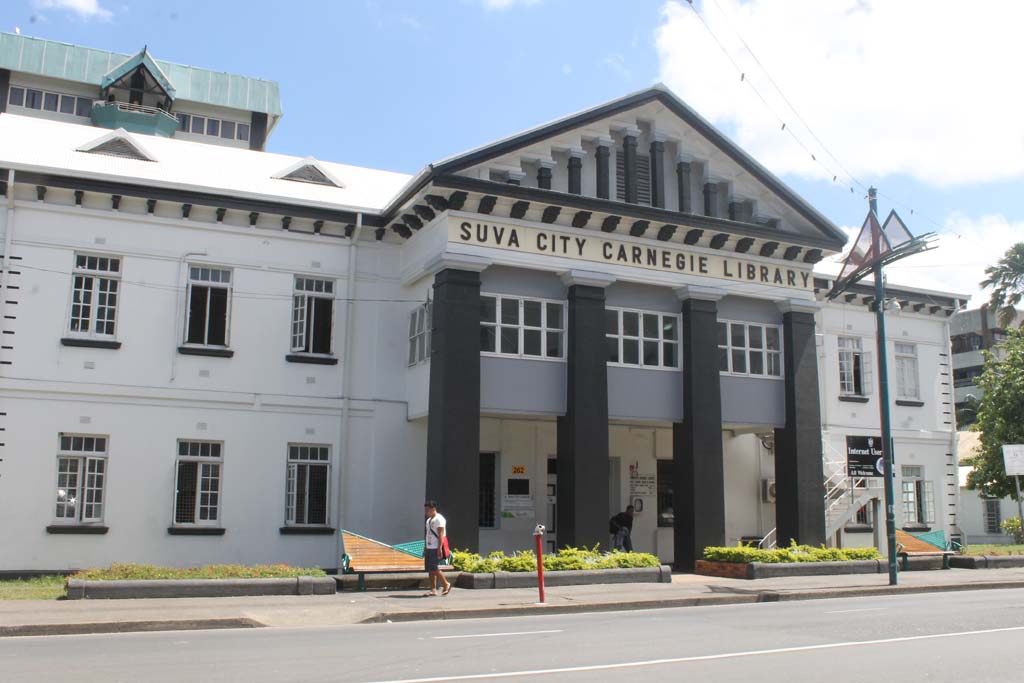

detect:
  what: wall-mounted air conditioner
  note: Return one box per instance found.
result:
[761,479,777,503]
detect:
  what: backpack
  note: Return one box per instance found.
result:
[609,516,618,534]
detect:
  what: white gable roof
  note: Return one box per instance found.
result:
[0,114,411,213]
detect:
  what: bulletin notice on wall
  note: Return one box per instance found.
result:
[629,475,656,497]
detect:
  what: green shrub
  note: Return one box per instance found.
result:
[452,546,660,573]
[703,542,881,564]
[1001,517,1024,544]
[69,563,325,581]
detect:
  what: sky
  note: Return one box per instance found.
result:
[4,0,1022,306]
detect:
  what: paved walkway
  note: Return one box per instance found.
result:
[4,567,1024,636]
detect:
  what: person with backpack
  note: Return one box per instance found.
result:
[423,500,452,596]
[609,505,635,552]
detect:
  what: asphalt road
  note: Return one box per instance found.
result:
[4,589,1024,682]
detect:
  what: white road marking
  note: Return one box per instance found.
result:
[433,629,563,640]
[824,607,888,614]
[365,625,1024,683]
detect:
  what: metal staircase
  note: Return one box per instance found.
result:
[760,441,882,549]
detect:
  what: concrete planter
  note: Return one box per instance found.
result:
[949,555,1024,569]
[65,576,336,600]
[455,565,672,589]
[696,559,885,580]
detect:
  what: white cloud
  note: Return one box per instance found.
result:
[561,63,573,76]
[481,0,541,9]
[655,1,1024,186]
[819,213,1023,307]
[603,53,631,81]
[32,0,112,20]
[398,13,426,31]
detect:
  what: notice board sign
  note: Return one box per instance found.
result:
[846,435,884,477]
[1002,445,1024,476]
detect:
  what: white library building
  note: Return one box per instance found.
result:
[0,33,967,573]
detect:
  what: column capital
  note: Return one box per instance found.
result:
[675,284,727,302]
[592,136,615,148]
[567,147,587,158]
[614,124,642,139]
[560,269,616,289]
[652,130,673,143]
[506,170,527,184]
[536,158,557,169]
[424,253,492,276]
[777,298,821,315]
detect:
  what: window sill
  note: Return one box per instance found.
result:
[901,524,931,533]
[61,337,121,350]
[285,354,338,366]
[178,346,234,358]
[46,524,109,534]
[279,526,336,535]
[843,524,874,534]
[895,399,925,407]
[838,395,870,403]
[167,526,225,535]
[481,352,567,364]
[719,371,785,381]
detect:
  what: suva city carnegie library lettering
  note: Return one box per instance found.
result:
[450,218,813,291]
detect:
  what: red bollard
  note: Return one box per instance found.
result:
[533,524,546,604]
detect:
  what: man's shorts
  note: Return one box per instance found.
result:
[424,549,440,571]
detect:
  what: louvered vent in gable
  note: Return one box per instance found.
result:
[274,158,344,188]
[76,129,156,162]
[615,152,652,206]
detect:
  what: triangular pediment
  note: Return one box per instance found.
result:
[428,85,845,249]
[273,157,345,188]
[76,129,156,162]
[101,47,176,100]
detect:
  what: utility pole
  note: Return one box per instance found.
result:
[869,187,899,586]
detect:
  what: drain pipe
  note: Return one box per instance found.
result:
[335,213,362,570]
[170,251,207,382]
[0,170,15,375]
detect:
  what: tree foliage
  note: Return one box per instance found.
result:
[980,242,1024,329]
[966,327,1024,499]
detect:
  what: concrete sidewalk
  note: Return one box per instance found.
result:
[4,567,1024,637]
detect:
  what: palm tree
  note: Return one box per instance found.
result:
[980,243,1024,329]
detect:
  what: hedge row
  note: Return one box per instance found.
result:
[70,563,326,581]
[452,546,660,573]
[703,544,882,564]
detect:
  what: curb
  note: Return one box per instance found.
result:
[0,617,264,638]
[65,576,335,599]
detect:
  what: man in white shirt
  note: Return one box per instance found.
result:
[423,500,451,596]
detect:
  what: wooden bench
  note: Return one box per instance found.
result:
[341,531,449,591]
[895,530,955,570]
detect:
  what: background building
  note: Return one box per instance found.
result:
[950,304,1023,425]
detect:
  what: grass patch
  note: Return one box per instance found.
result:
[0,575,66,600]
[452,546,660,573]
[964,544,1024,557]
[703,543,882,564]
[70,563,326,581]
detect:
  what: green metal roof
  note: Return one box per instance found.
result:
[100,47,177,98]
[0,32,281,117]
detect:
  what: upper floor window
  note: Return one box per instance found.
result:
[717,321,782,378]
[291,277,334,355]
[894,343,919,401]
[174,440,223,526]
[285,444,330,526]
[68,254,120,338]
[54,434,107,524]
[480,295,564,360]
[177,113,250,142]
[185,266,232,348]
[408,302,432,366]
[900,465,934,527]
[838,336,872,396]
[8,86,92,117]
[951,333,983,354]
[606,308,679,369]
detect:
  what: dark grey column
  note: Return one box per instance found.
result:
[537,165,552,190]
[774,303,826,547]
[703,182,717,217]
[426,268,482,552]
[567,155,582,195]
[623,134,638,204]
[0,69,10,113]
[596,144,611,199]
[557,282,610,549]
[249,112,268,151]
[649,139,665,208]
[673,287,726,571]
[676,160,691,213]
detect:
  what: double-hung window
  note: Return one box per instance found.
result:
[54,434,107,524]
[983,498,1002,535]
[291,277,334,355]
[838,336,872,396]
[894,343,919,400]
[68,254,121,338]
[174,441,223,525]
[717,320,783,377]
[480,295,565,359]
[285,445,330,526]
[184,266,232,347]
[605,308,680,368]
[900,465,935,526]
[408,302,432,366]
